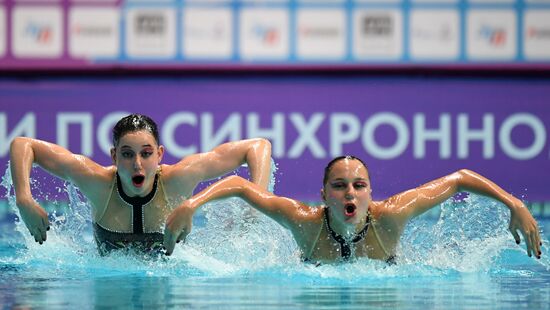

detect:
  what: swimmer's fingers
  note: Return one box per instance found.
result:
[520,229,535,258]
[176,224,191,244]
[163,227,178,256]
[19,201,49,244]
[531,229,542,259]
[176,232,186,244]
[29,227,43,244]
[519,221,541,259]
[164,211,182,255]
[39,218,49,243]
[164,203,195,255]
[536,230,543,257]
[509,226,521,245]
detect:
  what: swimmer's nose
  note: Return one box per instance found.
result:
[344,184,355,199]
[133,157,142,170]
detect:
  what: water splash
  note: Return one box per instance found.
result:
[1,162,548,280]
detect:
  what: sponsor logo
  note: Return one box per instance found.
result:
[183,8,232,58]
[296,9,345,59]
[186,21,225,39]
[72,24,113,36]
[300,26,340,38]
[478,25,507,46]
[409,10,459,59]
[467,10,516,60]
[353,10,402,59]
[126,8,176,58]
[252,24,280,45]
[412,24,454,41]
[526,27,550,39]
[69,8,119,58]
[12,6,63,58]
[25,23,52,44]
[239,8,289,59]
[362,15,393,37]
[136,13,165,36]
[523,10,550,59]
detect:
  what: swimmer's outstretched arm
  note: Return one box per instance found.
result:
[9,137,109,244]
[163,175,313,255]
[385,169,542,258]
[166,138,272,193]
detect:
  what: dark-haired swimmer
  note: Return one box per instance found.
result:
[164,156,542,263]
[10,114,272,255]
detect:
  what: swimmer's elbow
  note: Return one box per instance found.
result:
[10,136,29,150]
[252,138,271,152]
[457,168,475,176]
[10,137,35,160]
[222,175,252,197]
[261,138,271,148]
[453,169,482,191]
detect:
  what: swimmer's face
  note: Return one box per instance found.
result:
[111,130,164,197]
[321,159,372,226]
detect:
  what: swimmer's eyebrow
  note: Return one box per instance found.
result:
[331,177,368,182]
[120,144,154,150]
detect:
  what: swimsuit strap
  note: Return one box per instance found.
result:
[324,207,370,260]
[116,172,159,234]
[95,174,116,223]
[369,218,394,260]
[156,166,170,208]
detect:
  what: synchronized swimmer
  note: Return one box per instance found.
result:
[10,114,272,255]
[164,156,542,264]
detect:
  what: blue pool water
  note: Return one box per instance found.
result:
[0,173,549,309]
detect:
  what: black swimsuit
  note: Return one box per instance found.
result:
[93,173,164,256]
[303,208,396,265]
[324,207,370,261]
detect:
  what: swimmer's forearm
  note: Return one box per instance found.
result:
[10,137,36,205]
[455,169,520,210]
[188,175,250,210]
[186,175,297,226]
[404,169,522,219]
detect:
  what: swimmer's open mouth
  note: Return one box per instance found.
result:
[344,204,357,217]
[132,175,145,187]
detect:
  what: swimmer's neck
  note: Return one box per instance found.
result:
[326,209,367,240]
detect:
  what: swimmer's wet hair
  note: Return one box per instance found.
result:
[323,155,369,185]
[112,114,160,147]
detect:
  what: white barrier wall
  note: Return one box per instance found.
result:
[0,0,549,69]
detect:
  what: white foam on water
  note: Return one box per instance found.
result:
[1,162,548,280]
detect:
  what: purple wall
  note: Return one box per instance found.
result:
[1,76,549,202]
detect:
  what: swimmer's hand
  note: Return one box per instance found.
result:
[509,199,542,259]
[163,202,195,256]
[16,198,50,244]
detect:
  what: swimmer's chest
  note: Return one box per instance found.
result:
[306,227,389,261]
[98,198,172,233]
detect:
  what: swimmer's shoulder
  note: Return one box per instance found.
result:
[369,200,409,232]
[159,163,197,182]
[155,164,196,199]
[286,203,324,224]
[71,166,116,219]
[287,205,325,255]
[68,162,114,188]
